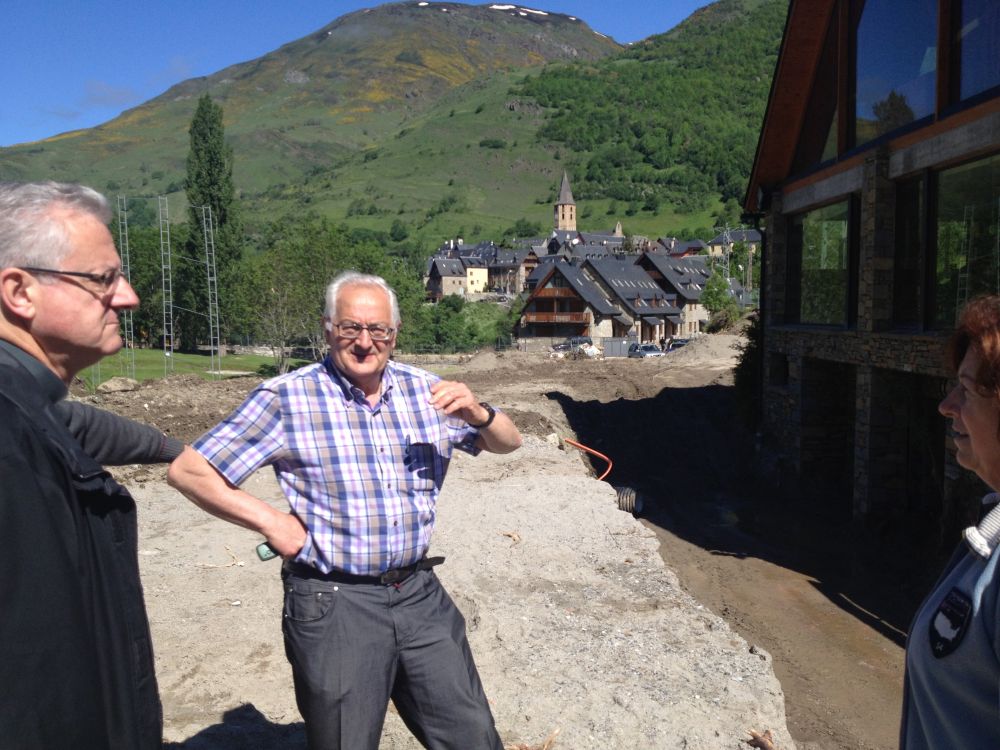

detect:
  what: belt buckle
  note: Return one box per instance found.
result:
[380,568,404,585]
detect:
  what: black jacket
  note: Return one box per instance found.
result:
[0,344,162,749]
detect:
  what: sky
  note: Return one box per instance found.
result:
[1,1,710,148]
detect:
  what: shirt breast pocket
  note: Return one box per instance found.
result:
[400,439,444,494]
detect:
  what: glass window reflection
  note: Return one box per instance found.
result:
[795,201,850,326]
[855,0,937,145]
[934,154,1000,327]
[956,0,1000,101]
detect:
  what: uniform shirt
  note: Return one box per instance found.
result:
[194,356,480,575]
[900,538,1000,749]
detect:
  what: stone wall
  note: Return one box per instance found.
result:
[760,142,958,527]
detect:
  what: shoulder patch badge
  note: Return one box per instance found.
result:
[929,587,972,658]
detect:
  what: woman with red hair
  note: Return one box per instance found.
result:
[900,295,1000,748]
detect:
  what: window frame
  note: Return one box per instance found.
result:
[786,196,858,328]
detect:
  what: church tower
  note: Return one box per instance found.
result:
[554,171,577,232]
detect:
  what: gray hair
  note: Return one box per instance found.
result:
[0,181,111,269]
[324,271,401,328]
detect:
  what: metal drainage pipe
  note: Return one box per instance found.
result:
[614,486,644,517]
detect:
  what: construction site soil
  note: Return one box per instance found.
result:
[79,333,940,749]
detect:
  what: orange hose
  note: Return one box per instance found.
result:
[562,437,613,481]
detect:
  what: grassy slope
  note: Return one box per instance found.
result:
[262,70,719,243]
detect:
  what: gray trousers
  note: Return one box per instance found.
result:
[281,567,503,750]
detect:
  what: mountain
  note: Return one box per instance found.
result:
[0,0,786,244]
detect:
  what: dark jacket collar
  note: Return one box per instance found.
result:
[0,340,67,404]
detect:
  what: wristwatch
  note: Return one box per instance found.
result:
[468,402,496,429]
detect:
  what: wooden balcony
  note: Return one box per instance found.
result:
[521,312,589,323]
[534,288,579,298]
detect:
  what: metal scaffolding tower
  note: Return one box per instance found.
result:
[201,205,222,378]
[956,205,975,318]
[714,223,734,280]
[159,196,175,375]
[116,195,136,380]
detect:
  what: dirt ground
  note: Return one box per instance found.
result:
[83,334,933,749]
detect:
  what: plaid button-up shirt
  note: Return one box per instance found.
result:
[193,356,481,575]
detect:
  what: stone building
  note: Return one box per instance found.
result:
[744,0,1000,544]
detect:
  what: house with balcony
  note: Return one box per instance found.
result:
[743,0,1000,543]
[635,254,713,337]
[582,257,679,343]
[518,262,621,339]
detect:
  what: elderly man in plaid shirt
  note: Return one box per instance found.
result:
[168,270,522,750]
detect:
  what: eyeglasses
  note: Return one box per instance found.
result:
[332,321,395,342]
[21,266,126,294]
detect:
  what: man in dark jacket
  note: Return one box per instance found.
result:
[0,181,163,748]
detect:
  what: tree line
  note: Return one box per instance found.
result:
[119,95,518,370]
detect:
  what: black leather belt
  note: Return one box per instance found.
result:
[283,556,445,586]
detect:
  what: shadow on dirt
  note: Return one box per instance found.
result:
[164,703,305,749]
[545,382,946,646]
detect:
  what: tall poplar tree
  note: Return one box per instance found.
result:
[177,93,244,349]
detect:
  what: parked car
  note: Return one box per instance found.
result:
[627,343,665,358]
[552,335,593,352]
[668,338,690,351]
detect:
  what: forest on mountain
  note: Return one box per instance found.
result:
[515,0,786,229]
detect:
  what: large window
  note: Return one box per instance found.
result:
[793,201,851,325]
[855,0,937,146]
[789,1,1000,169]
[934,153,1000,327]
[954,0,1000,102]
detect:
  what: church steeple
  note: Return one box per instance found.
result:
[554,171,577,232]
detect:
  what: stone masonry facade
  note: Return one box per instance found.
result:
[759,135,993,543]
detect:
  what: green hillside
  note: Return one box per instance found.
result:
[516,0,787,226]
[0,0,787,245]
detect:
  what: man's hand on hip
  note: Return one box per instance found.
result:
[262,512,308,559]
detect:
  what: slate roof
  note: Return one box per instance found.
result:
[583,257,680,318]
[529,262,619,316]
[557,172,575,205]
[491,247,531,267]
[637,253,713,303]
[549,229,580,247]
[527,256,566,283]
[578,231,625,247]
[674,239,708,255]
[430,258,466,278]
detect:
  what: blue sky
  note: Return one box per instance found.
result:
[1,1,710,148]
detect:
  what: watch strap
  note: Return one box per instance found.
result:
[469,402,496,429]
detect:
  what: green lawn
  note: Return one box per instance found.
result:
[76,348,309,391]
[77,347,473,390]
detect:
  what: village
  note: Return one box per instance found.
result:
[425,173,760,353]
